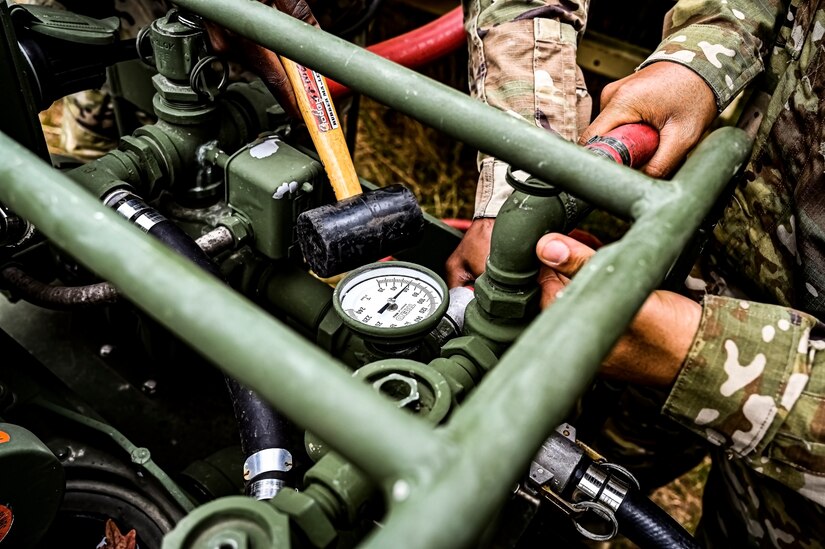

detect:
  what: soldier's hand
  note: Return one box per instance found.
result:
[445,218,495,287]
[204,0,318,119]
[579,62,717,179]
[536,233,701,387]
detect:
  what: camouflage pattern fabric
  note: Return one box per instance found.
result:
[666,296,825,546]
[634,0,825,545]
[464,0,591,218]
[17,0,170,159]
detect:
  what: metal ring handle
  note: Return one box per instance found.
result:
[602,462,641,491]
[505,166,562,197]
[136,25,154,68]
[189,55,230,101]
[570,500,620,542]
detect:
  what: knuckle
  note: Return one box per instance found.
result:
[292,2,314,21]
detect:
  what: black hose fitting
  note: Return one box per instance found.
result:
[104,190,222,278]
[225,378,294,500]
[616,489,701,549]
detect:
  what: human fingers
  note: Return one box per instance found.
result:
[204,21,231,55]
[578,78,641,144]
[641,116,702,178]
[242,46,302,119]
[579,62,717,178]
[445,218,495,287]
[537,265,570,309]
[270,0,318,26]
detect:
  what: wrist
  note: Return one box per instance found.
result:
[602,291,701,387]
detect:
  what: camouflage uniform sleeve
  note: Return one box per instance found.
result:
[638,1,787,111]
[663,295,825,505]
[466,0,591,218]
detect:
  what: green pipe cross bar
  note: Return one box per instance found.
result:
[0,0,754,545]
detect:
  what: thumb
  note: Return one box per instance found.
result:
[536,234,595,278]
[578,103,641,146]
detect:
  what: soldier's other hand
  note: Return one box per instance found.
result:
[579,62,717,179]
[536,233,701,387]
[204,0,318,119]
[445,218,495,287]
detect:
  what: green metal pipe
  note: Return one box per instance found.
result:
[362,127,753,548]
[0,130,443,482]
[485,191,566,286]
[173,0,656,218]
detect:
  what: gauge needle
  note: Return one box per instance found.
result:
[378,281,410,314]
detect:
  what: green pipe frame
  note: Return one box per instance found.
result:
[0,2,753,547]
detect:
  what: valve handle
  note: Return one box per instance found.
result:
[585,123,659,168]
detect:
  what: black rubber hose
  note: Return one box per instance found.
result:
[106,192,296,494]
[148,220,222,276]
[225,376,294,498]
[0,226,234,310]
[0,265,119,309]
[225,377,292,457]
[616,489,701,549]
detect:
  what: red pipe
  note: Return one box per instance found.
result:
[328,7,465,99]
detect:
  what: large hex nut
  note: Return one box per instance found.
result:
[219,215,252,246]
[473,275,540,319]
[118,136,165,187]
[271,489,337,548]
[440,336,499,374]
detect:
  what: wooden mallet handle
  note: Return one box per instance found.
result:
[280,57,362,201]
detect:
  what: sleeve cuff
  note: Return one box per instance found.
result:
[638,25,765,111]
[473,158,515,218]
[663,295,815,458]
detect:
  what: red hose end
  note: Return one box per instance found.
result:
[586,123,659,168]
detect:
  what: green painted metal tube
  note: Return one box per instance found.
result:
[173,0,656,218]
[362,128,752,548]
[0,131,443,482]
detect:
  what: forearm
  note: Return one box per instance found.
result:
[602,291,702,387]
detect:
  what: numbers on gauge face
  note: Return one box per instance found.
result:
[340,274,443,329]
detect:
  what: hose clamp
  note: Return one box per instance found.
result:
[243,448,293,480]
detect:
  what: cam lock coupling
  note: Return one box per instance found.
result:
[526,423,640,542]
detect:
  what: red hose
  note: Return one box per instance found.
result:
[328,7,464,99]
[442,218,472,232]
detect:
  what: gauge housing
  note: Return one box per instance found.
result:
[332,261,449,345]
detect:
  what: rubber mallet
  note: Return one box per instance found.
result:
[278,57,424,278]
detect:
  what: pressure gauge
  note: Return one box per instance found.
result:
[333,261,449,344]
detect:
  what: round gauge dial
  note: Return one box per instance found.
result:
[333,262,449,344]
